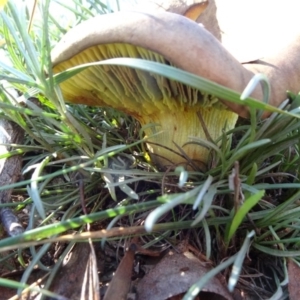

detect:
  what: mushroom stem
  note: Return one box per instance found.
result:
[141,107,237,168]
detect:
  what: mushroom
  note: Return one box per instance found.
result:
[51,1,299,169]
[51,11,239,169]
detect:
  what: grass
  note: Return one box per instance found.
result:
[1,0,300,299]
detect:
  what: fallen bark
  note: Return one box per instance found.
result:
[0,118,24,236]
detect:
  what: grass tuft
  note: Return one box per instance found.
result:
[1,0,300,298]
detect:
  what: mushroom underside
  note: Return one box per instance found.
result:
[53,42,238,169]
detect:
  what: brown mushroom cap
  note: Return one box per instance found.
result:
[52,10,262,111]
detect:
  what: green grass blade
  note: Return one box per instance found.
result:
[53,58,300,119]
[228,231,255,292]
[226,190,264,243]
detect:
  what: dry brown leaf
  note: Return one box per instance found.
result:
[136,250,232,300]
[288,259,300,300]
[103,243,136,300]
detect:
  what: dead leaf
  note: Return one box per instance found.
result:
[288,259,300,300]
[103,243,136,300]
[136,250,232,300]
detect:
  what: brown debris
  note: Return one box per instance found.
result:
[0,119,24,236]
[136,250,232,300]
[288,259,300,300]
[103,242,137,300]
[49,243,104,300]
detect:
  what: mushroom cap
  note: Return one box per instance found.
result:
[52,10,260,106]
